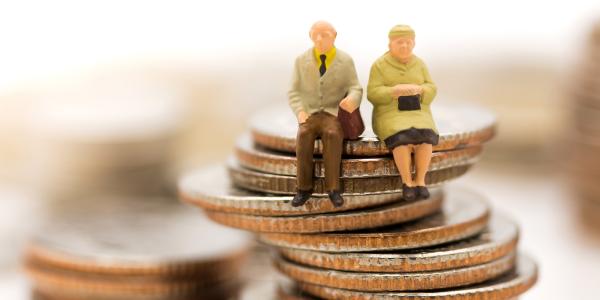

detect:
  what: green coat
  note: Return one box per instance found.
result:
[367,53,437,141]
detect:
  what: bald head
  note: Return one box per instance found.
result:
[309,21,337,53]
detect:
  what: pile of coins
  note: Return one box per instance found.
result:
[179,104,539,299]
[23,197,252,300]
[569,21,600,229]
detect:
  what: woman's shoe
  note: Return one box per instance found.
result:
[402,184,417,201]
[415,186,430,199]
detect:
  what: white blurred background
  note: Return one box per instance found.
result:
[2,1,600,299]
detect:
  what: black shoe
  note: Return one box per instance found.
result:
[402,184,417,201]
[291,189,312,207]
[415,186,430,199]
[327,190,344,207]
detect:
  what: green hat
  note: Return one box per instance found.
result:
[388,24,415,38]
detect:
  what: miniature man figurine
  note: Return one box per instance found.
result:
[288,21,363,207]
[367,24,438,201]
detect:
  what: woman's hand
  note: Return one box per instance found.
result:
[392,84,423,97]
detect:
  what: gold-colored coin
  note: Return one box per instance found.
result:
[259,187,490,252]
[202,190,443,233]
[251,104,496,156]
[235,134,482,177]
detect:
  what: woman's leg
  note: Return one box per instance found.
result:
[414,143,433,186]
[392,145,414,186]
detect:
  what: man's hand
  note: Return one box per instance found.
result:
[297,111,309,124]
[339,96,358,113]
[392,84,423,97]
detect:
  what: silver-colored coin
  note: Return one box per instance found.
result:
[235,134,482,178]
[259,187,490,252]
[296,255,537,299]
[250,103,496,156]
[275,251,516,292]
[27,196,251,275]
[228,159,472,195]
[179,166,406,216]
[202,190,443,233]
[278,215,518,273]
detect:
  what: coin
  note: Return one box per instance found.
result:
[228,159,472,195]
[250,104,496,156]
[202,189,443,233]
[297,255,536,300]
[275,251,516,292]
[179,166,404,216]
[25,264,241,298]
[235,134,483,177]
[24,197,251,277]
[277,215,518,272]
[259,187,490,252]
[29,273,242,300]
[276,283,320,300]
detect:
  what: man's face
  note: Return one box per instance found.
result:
[310,26,336,53]
[389,36,415,61]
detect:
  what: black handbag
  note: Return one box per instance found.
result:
[397,95,421,111]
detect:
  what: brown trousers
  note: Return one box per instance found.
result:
[296,112,343,192]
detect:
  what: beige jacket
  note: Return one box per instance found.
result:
[288,48,363,118]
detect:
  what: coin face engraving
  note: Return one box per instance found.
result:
[251,104,496,156]
[259,187,490,252]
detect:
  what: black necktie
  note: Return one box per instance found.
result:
[319,54,327,77]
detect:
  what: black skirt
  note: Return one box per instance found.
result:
[384,127,439,149]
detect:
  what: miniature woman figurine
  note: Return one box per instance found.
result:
[367,24,438,201]
[288,21,363,207]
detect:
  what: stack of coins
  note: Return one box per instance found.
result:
[569,21,600,229]
[179,103,539,299]
[23,197,252,300]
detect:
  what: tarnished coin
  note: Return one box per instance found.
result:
[235,134,482,177]
[250,103,496,156]
[297,255,537,300]
[228,159,472,195]
[259,187,490,252]
[179,166,405,216]
[275,251,516,292]
[24,197,251,277]
[278,215,518,272]
[202,190,443,233]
